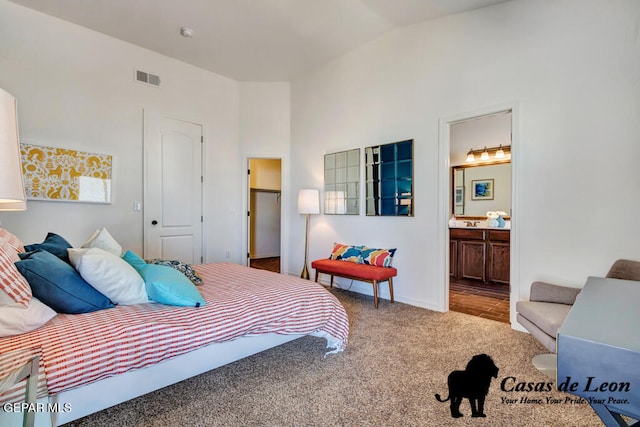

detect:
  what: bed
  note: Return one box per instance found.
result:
[0,252,349,426]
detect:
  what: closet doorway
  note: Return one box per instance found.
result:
[247,158,282,273]
[448,110,512,323]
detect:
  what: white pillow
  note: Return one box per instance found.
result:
[68,247,148,305]
[81,227,123,257]
[0,297,57,337]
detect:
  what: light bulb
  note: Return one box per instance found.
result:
[466,149,475,162]
[480,147,490,161]
[495,145,505,159]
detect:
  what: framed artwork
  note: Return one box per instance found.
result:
[20,142,112,203]
[471,179,494,200]
[455,187,464,206]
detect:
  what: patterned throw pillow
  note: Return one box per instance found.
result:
[329,243,363,263]
[0,228,31,307]
[361,247,397,268]
[146,259,203,286]
[0,227,25,254]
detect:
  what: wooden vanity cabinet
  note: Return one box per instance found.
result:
[449,228,510,285]
[487,230,510,285]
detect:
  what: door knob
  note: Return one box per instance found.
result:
[151,220,158,225]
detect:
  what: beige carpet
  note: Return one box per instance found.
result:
[65,288,602,426]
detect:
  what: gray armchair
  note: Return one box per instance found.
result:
[516,259,640,353]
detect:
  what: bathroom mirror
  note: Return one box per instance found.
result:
[365,139,413,216]
[451,161,510,218]
[324,148,360,215]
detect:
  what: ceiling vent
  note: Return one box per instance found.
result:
[135,69,161,87]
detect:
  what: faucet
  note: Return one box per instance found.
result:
[465,220,479,227]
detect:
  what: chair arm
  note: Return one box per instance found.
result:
[529,281,581,305]
[606,259,640,281]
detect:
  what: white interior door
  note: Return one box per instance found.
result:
[144,112,203,264]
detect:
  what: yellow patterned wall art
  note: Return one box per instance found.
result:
[20,143,112,203]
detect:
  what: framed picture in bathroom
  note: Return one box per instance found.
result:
[471,179,494,200]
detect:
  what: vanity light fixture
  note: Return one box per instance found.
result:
[463,145,511,163]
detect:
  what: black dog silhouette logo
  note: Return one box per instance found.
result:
[435,354,499,418]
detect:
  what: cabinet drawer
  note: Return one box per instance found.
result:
[450,228,485,240]
[489,230,510,242]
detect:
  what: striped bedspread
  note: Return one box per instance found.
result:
[0,263,349,404]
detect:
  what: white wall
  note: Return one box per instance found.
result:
[0,0,244,263]
[239,82,291,271]
[290,0,640,322]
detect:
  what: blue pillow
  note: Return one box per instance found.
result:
[24,232,73,263]
[15,250,114,314]
[123,250,205,307]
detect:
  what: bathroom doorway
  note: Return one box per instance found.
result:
[447,110,513,323]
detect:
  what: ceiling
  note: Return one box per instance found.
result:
[9,0,510,81]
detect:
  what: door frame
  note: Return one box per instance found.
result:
[438,101,520,327]
[245,156,284,272]
[142,110,206,263]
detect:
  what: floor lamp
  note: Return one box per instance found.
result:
[0,88,27,218]
[298,189,319,280]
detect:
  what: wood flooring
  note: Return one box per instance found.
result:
[449,281,510,323]
[249,257,280,273]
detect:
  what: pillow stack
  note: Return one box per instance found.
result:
[0,226,207,338]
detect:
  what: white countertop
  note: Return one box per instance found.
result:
[449,220,510,230]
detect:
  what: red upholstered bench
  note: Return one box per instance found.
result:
[311,259,397,309]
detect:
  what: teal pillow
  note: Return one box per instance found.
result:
[24,232,73,263]
[122,250,146,269]
[123,251,205,307]
[15,250,114,313]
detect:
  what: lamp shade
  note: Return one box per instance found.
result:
[0,88,26,207]
[0,201,26,211]
[298,189,320,214]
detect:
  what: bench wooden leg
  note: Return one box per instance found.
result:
[388,277,394,304]
[314,270,319,283]
[372,280,379,309]
[330,275,334,288]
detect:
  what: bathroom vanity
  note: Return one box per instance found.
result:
[449,227,510,285]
